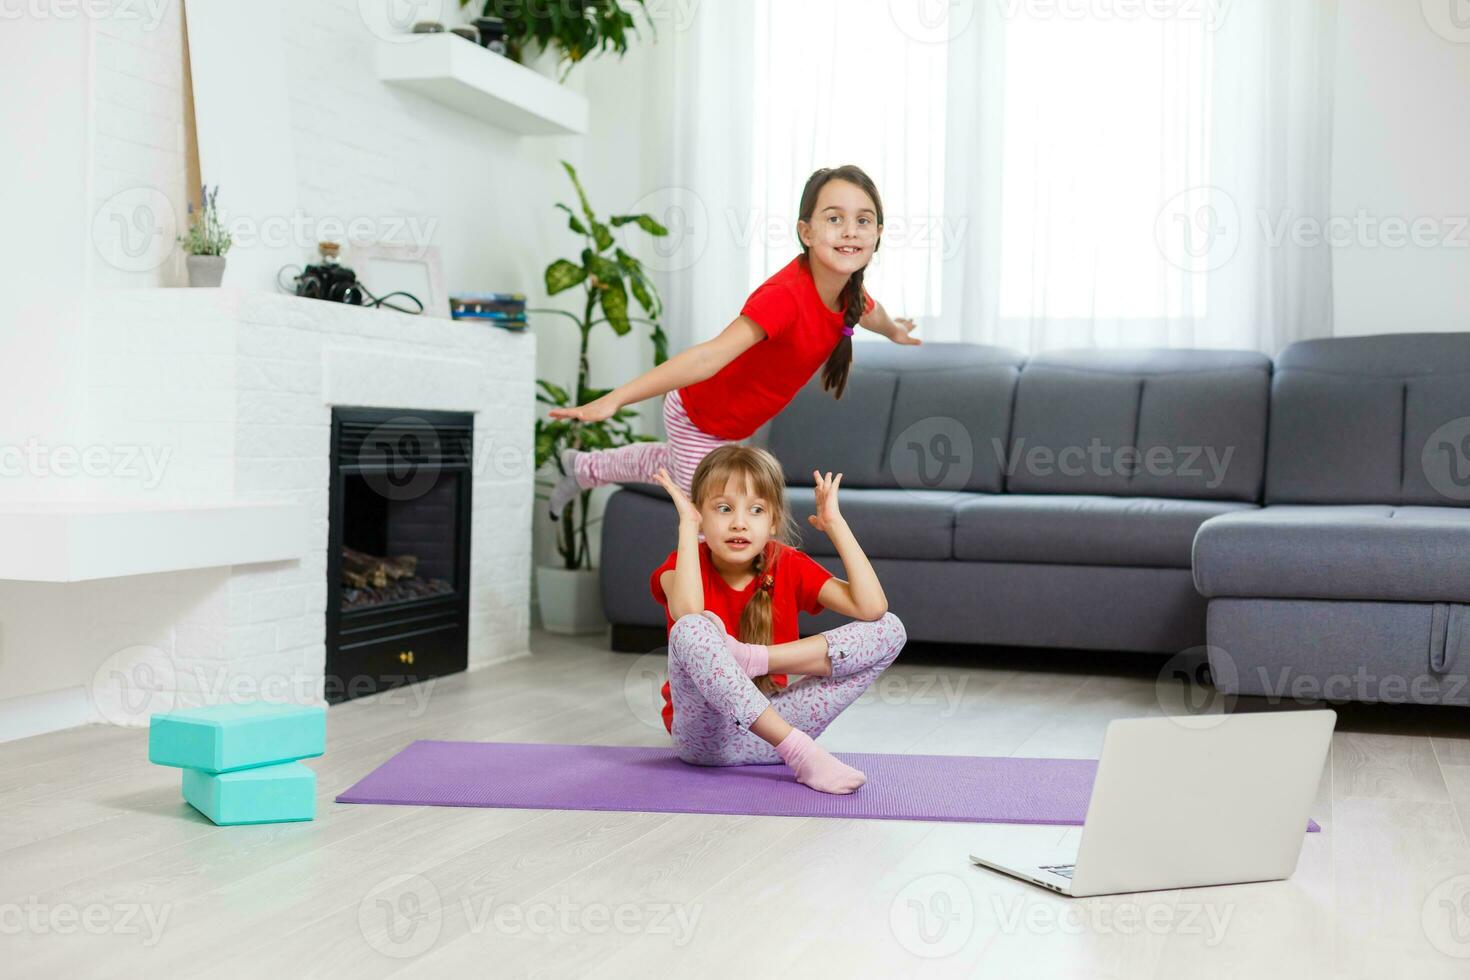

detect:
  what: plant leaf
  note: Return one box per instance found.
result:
[561,160,596,223]
[599,279,630,335]
[590,220,614,252]
[555,203,588,236]
[614,247,661,317]
[610,213,668,237]
[536,379,570,405]
[544,259,587,295]
[582,249,621,287]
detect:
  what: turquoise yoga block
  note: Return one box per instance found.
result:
[182,761,317,826]
[149,702,326,774]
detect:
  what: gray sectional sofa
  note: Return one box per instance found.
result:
[600,335,1470,707]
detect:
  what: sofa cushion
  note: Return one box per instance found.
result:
[764,342,1025,491]
[1193,504,1470,602]
[954,494,1255,568]
[1266,333,1470,506]
[1005,348,1270,502]
[786,487,956,560]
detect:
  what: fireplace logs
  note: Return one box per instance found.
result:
[339,546,449,610]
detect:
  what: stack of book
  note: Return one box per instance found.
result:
[450,291,527,329]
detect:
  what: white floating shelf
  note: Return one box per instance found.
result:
[376,34,588,136]
[0,501,307,583]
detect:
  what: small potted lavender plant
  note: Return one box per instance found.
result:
[179,184,232,287]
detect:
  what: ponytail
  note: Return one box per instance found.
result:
[741,544,780,697]
[819,267,865,399]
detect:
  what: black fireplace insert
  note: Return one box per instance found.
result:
[326,407,472,703]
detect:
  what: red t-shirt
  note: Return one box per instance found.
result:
[650,541,835,734]
[678,255,875,440]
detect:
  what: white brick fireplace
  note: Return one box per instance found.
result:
[0,288,534,739]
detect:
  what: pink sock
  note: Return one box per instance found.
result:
[774,728,866,794]
[698,611,768,678]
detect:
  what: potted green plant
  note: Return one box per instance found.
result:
[178,184,232,287]
[459,0,655,82]
[533,160,668,634]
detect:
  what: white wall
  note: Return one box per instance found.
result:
[0,0,660,737]
[1331,0,1470,337]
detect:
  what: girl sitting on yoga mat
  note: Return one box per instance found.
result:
[544,164,920,518]
[648,444,906,795]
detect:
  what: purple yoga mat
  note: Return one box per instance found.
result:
[337,740,1322,831]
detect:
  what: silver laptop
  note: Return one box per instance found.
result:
[969,710,1335,898]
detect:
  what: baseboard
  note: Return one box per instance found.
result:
[0,685,94,744]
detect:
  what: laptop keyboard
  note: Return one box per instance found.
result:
[1039,864,1075,879]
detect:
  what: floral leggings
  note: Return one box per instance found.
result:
[666,611,908,766]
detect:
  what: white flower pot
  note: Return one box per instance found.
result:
[536,565,606,635]
[186,255,225,287]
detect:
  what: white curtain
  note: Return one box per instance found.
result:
[937,0,1338,354]
[639,1,759,354]
[747,0,949,331]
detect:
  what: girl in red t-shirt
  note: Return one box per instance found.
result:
[545,164,921,519]
[648,444,906,795]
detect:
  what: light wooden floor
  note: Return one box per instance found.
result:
[4,630,1470,979]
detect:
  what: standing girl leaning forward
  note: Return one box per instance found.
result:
[545,164,920,518]
[649,444,906,795]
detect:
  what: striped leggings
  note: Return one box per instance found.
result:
[573,388,733,495]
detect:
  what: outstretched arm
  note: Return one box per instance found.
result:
[858,300,921,346]
[806,470,888,621]
[548,316,767,422]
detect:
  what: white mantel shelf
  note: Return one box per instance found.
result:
[376,33,588,136]
[0,501,307,583]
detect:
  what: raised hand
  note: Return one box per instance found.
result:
[653,467,702,526]
[890,317,921,346]
[547,393,621,422]
[807,470,845,534]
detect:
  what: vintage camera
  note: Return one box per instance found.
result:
[295,242,365,305]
